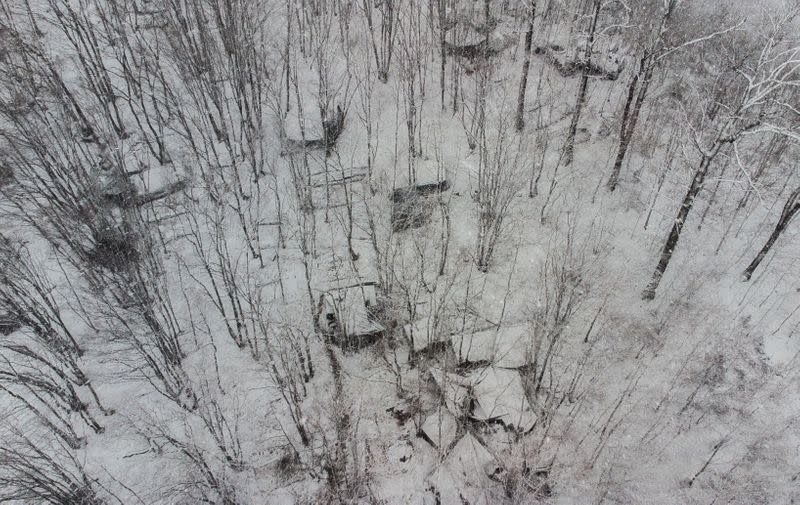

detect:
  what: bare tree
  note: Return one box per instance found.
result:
[742,185,799,281]
[160,0,275,266]
[474,98,527,272]
[562,0,603,166]
[527,217,592,394]
[643,13,800,299]
[0,237,109,429]
[89,230,198,411]
[0,427,106,504]
[396,0,430,182]
[137,415,240,505]
[606,0,743,191]
[178,201,261,353]
[514,0,537,131]
[360,0,399,82]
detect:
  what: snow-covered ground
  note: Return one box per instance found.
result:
[0,0,797,504]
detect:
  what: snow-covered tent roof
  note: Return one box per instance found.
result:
[428,368,472,418]
[467,367,537,432]
[404,316,449,352]
[319,283,384,338]
[419,407,459,451]
[426,432,503,505]
[451,324,531,368]
[429,364,537,432]
[409,158,450,188]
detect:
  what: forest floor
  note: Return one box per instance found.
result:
[1,1,798,504]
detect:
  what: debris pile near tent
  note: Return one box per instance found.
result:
[0,313,21,336]
[419,407,459,450]
[466,367,536,432]
[533,43,626,81]
[390,179,451,232]
[428,365,536,433]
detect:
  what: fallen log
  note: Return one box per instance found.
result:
[444,39,501,60]
[534,45,621,81]
[281,105,346,157]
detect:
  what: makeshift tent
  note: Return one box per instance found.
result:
[318,282,385,349]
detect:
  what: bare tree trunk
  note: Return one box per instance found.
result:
[607,64,653,189]
[607,0,678,190]
[361,0,396,83]
[607,63,640,190]
[437,0,447,110]
[285,0,292,113]
[563,0,600,166]
[514,1,536,131]
[697,157,731,230]
[743,186,800,281]
[642,153,715,300]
